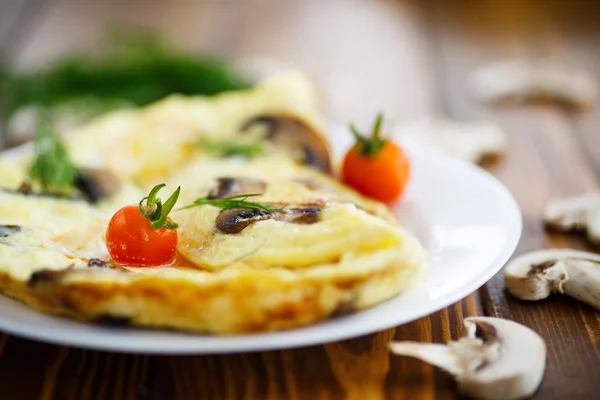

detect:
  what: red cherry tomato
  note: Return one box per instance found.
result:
[342,140,410,203]
[106,205,178,267]
[342,113,411,203]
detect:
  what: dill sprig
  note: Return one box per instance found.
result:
[27,112,79,195]
[139,184,181,230]
[200,139,267,157]
[177,194,284,212]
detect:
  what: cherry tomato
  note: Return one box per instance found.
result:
[106,204,178,266]
[342,114,411,203]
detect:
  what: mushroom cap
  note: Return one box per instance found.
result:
[458,317,546,400]
[390,317,546,400]
[504,249,600,301]
[469,60,597,107]
[543,193,600,231]
[392,119,506,164]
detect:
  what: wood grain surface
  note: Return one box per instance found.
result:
[1,0,600,399]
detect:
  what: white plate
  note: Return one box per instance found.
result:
[0,133,521,354]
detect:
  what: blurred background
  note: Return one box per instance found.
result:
[1,0,599,147]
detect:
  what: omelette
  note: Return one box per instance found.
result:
[0,71,427,333]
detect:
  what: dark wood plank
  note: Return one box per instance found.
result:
[0,298,478,400]
[0,0,49,147]
[2,0,600,399]
[0,1,468,399]
[0,0,48,54]
[428,0,600,398]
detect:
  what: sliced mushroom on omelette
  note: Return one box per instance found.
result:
[0,71,427,333]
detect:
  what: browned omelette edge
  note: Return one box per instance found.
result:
[0,238,427,334]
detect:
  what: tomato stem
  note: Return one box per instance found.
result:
[372,113,383,141]
[139,184,180,230]
[350,124,368,147]
[349,113,387,157]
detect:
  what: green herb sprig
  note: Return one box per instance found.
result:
[200,139,267,157]
[350,113,387,157]
[1,29,251,122]
[177,194,284,213]
[139,184,181,230]
[28,112,79,195]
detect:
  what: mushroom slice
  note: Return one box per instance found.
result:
[504,249,600,309]
[392,118,506,164]
[282,206,321,224]
[207,177,267,199]
[543,193,600,245]
[87,259,111,268]
[216,208,273,234]
[469,60,597,108]
[216,206,322,234]
[75,167,122,203]
[28,265,76,286]
[240,114,332,173]
[0,225,21,238]
[389,317,546,400]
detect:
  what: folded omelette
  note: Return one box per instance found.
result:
[0,71,427,333]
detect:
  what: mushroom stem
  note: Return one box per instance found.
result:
[389,317,546,400]
[388,343,463,375]
[504,249,600,309]
[561,259,600,309]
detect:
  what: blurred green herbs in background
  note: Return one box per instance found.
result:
[0,29,251,133]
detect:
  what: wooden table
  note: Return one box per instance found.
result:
[1,0,600,398]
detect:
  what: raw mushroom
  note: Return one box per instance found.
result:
[504,249,600,309]
[240,114,332,173]
[207,177,267,199]
[389,317,546,400]
[75,167,122,203]
[469,60,597,108]
[543,193,600,245]
[392,118,506,164]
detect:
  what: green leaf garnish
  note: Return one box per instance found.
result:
[177,193,284,213]
[28,111,79,195]
[139,184,181,230]
[200,139,267,157]
[349,113,387,157]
